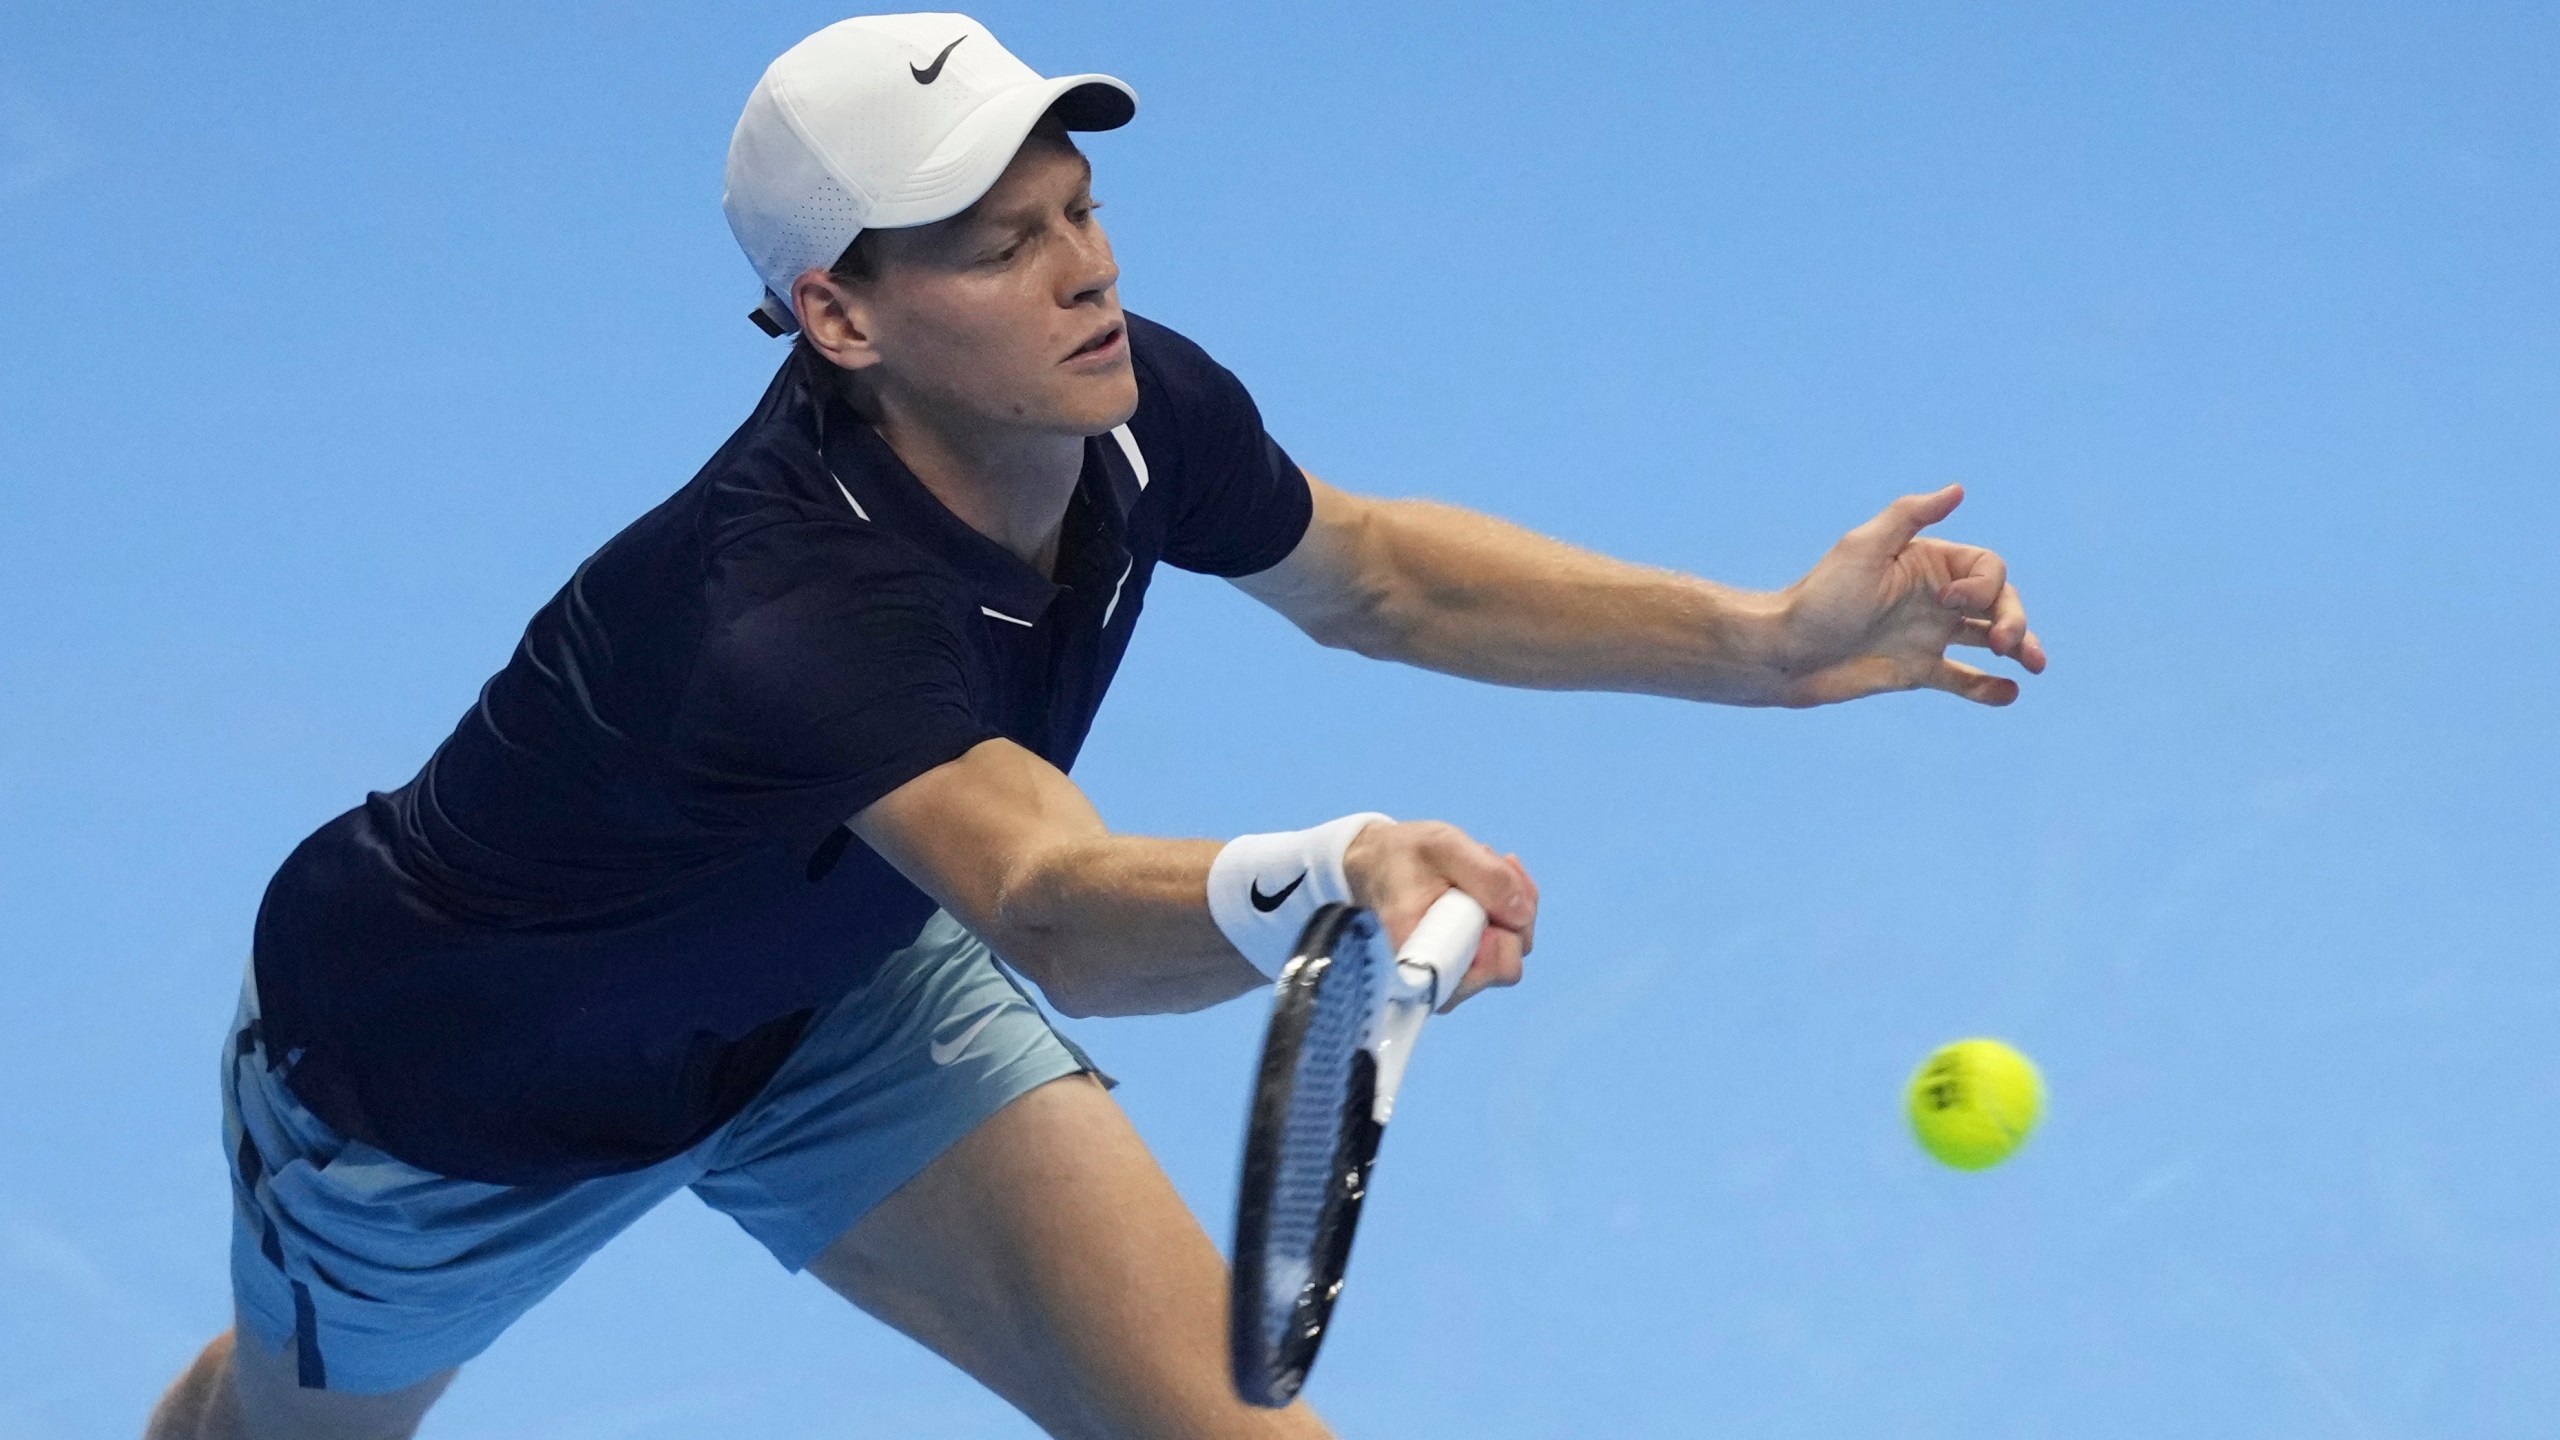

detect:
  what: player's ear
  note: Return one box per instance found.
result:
[792,269,886,375]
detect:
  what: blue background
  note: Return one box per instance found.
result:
[4,2,2554,1435]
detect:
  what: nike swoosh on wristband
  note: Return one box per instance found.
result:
[1249,873,1306,913]
[911,36,965,84]
[929,1005,1008,1066]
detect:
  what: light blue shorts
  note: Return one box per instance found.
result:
[224,911,1103,1394]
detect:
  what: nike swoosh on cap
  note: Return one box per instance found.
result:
[929,1005,1009,1066]
[1249,873,1306,913]
[910,35,965,84]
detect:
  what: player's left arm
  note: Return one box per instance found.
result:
[1231,474,2048,708]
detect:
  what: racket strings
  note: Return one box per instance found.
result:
[1260,934,1380,1349]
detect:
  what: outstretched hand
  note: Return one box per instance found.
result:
[1768,484,2047,707]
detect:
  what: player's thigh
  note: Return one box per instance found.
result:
[805,1075,1327,1440]
[220,961,695,1405]
[214,1323,454,1440]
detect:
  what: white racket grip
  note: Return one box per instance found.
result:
[1394,890,1490,1009]
[1366,891,1491,1126]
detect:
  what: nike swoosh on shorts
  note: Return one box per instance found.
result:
[929,1005,1010,1066]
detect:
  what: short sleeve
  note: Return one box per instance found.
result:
[667,522,997,859]
[1124,315,1314,577]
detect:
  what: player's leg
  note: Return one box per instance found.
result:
[806,1074,1327,1440]
[155,964,698,1438]
[691,911,1323,1440]
[144,1327,453,1440]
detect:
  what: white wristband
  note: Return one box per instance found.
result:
[1208,812,1393,977]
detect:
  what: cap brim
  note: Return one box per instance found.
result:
[1050,75,1137,132]
[865,73,1138,229]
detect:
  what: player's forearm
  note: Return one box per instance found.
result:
[1315,497,1796,704]
[988,835,1264,1018]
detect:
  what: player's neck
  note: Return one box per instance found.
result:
[869,398,1081,578]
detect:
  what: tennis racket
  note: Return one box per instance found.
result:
[1229,889,1489,1408]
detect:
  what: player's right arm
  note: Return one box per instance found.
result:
[849,737,1537,1017]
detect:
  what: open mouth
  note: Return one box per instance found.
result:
[1065,323,1124,362]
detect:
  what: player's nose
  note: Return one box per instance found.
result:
[1062,225,1117,305]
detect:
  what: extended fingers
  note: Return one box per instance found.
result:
[1936,548,2008,615]
[1925,657,2021,706]
[1941,586,2045,672]
[1848,483,1964,554]
[2014,626,2047,671]
[1971,582,2044,670]
[1988,584,2046,670]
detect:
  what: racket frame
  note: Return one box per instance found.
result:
[1228,892,1486,1408]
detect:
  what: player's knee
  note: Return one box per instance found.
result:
[143,1332,237,1440]
[225,1331,453,1440]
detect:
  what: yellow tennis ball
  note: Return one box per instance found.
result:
[1906,1038,2044,1170]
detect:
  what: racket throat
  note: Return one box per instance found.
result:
[1362,994,1433,1125]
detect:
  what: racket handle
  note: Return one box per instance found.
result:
[1395,890,1490,1008]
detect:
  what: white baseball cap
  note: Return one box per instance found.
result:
[723,13,1137,336]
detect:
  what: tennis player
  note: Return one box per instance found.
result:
[147,14,2044,1440]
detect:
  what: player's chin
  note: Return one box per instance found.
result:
[1044,362,1138,434]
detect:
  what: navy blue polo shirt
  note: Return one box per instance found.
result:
[251,314,1311,1185]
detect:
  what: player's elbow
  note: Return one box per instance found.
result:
[996,945,1129,1019]
[982,849,1166,1017]
[979,908,1094,1016]
[1007,947,1102,1019]
[983,893,1116,1019]
[1293,580,1420,661]
[1276,494,1429,660]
